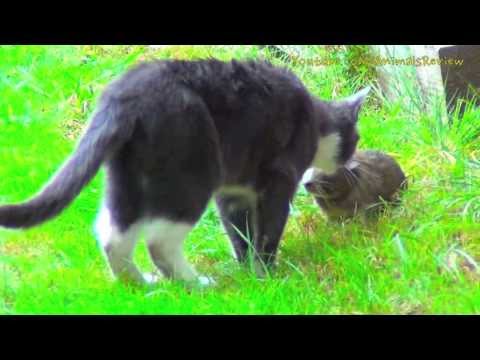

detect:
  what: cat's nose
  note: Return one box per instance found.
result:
[304,182,315,192]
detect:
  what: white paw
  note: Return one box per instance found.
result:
[197,275,216,287]
[143,272,161,285]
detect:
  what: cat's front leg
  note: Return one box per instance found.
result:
[215,194,257,263]
[254,174,297,276]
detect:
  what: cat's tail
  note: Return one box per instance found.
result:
[0,102,134,228]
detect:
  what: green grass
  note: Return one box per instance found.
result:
[1,45,479,314]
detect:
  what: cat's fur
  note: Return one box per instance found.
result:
[0,59,368,285]
[303,150,407,220]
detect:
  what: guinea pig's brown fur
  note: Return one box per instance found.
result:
[303,150,407,220]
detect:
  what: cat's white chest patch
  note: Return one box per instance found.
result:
[312,133,340,175]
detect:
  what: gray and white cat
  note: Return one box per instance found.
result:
[303,150,407,220]
[0,59,369,285]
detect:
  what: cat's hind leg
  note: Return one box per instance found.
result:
[142,167,218,287]
[96,154,147,285]
[215,192,257,263]
[144,218,210,285]
[143,180,215,286]
[142,95,220,286]
[95,205,146,285]
[254,169,298,277]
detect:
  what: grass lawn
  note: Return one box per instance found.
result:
[0,45,479,314]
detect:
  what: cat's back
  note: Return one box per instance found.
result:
[98,59,313,141]
[102,59,304,100]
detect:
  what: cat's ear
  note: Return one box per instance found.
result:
[338,86,371,119]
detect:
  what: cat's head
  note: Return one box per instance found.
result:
[310,87,370,174]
